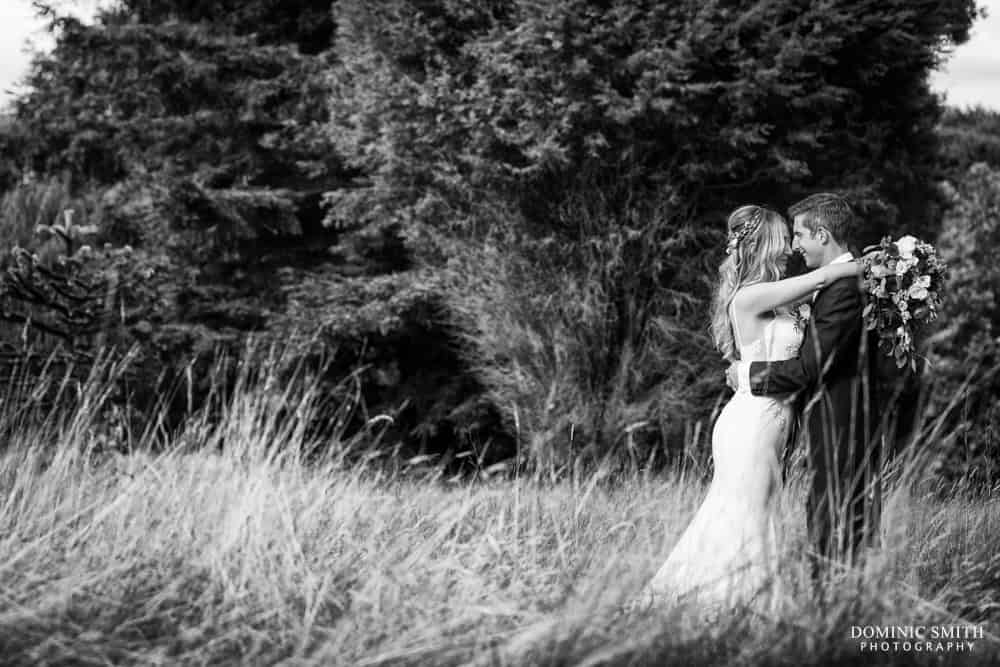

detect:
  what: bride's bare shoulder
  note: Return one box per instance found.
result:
[731,285,768,316]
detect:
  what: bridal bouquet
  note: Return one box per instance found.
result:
[859,235,947,370]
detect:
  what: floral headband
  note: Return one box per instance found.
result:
[725,208,765,256]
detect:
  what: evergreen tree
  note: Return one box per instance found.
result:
[0,0,983,470]
[324,0,979,467]
[1,2,346,427]
[2,1,510,459]
[329,0,979,243]
[938,106,1000,177]
[929,107,1000,488]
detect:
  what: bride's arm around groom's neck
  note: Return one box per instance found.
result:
[737,279,863,396]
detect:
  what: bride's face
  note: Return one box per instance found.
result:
[776,226,793,275]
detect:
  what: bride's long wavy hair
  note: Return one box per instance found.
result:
[711,205,789,362]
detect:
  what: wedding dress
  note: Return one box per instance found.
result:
[633,306,803,617]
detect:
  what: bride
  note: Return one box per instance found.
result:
[631,204,858,616]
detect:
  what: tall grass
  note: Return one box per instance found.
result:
[0,352,997,666]
[446,189,721,479]
[0,177,93,260]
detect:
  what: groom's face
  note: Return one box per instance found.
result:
[792,215,824,269]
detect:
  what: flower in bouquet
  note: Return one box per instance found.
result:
[860,235,946,370]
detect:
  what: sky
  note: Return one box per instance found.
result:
[1,0,999,110]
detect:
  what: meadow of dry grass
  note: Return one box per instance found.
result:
[0,361,997,667]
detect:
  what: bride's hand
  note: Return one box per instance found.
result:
[725,364,738,391]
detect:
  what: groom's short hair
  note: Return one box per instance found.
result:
[789,193,856,245]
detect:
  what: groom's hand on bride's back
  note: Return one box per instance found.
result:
[725,364,738,391]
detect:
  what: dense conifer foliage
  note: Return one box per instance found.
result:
[0,0,991,478]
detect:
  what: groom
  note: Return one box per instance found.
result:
[734,193,885,585]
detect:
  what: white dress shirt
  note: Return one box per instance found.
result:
[737,251,854,391]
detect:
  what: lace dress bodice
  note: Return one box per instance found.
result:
[734,309,804,364]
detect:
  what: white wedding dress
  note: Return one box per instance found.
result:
[633,306,802,617]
